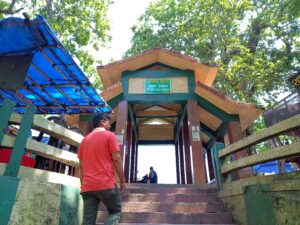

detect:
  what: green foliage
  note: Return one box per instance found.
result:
[126,0,300,106]
[0,0,112,90]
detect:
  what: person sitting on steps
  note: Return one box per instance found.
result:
[149,166,158,183]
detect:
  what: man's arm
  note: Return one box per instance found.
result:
[112,151,126,194]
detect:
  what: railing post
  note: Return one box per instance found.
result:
[4,104,36,177]
[211,142,225,190]
[0,98,16,144]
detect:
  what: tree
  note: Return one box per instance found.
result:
[125,0,300,106]
[0,0,112,90]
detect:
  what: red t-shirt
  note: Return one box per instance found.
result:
[78,128,120,193]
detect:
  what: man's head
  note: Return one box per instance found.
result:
[93,113,111,130]
[150,166,153,171]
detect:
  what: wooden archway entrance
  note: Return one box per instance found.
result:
[68,48,263,187]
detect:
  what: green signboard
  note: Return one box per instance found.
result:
[145,79,171,94]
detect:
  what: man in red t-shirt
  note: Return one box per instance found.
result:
[78,113,126,225]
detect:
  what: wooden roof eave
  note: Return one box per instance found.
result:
[195,84,264,131]
[100,82,123,102]
[97,48,218,89]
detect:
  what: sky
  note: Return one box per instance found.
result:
[98,0,153,65]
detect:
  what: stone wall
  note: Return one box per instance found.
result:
[218,172,300,225]
[0,164,82,225]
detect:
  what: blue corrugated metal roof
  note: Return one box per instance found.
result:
[0,15,110,114]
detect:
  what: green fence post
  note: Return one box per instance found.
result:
[0,98,16,144]
[0,98,18,225]
[4,104,36,177]
[211,142,225,190]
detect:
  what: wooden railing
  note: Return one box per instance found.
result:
[0,98,82,178]
[212,114,300,190]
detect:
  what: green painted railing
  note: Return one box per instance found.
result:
[0,98,84,225]
[0,98,83,173]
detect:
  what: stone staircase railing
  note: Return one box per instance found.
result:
[212,114,300,225]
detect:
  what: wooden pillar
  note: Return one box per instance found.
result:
[227,121,252,179]
[134,138,138,182]
[175,140,180,184]
[115,101,128,171]
[187,100,206,186]
[179,128,186,184]
[207,149,215,180]
[130,128,136,182]
[124,120,132,182]
[183,115,193,184]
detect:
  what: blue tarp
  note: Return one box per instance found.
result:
[0,15,110,114]
[253,161,297,174]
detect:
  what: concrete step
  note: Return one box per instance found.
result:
[127,183,217,189]
[97,212,233,224]
[121,193,218,203]
[99,201,224,213]
[126,184,218,194]
[96,185,233,225]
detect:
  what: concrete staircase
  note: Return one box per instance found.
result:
[97,184,236,225]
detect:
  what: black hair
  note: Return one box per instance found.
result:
[93,113,111,129]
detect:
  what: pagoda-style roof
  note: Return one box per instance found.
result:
[97,48,218,89]
[97,48,263,145]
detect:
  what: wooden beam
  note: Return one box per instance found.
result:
[40,50,71,80]
[22,86,50,114]
[9,113,83,147]
[207,122,228,149]
[195,95,239,122]
[200,123,216,138]
[41,48,102,103]
[26,75,73,113]
[128,104,138,141]
[29,83,90,88]
[136,62,181,71]
[135,110,178,118]
[31,59,90,112]
[221,142,300,175]
[107,94,124,109]
[55,87,79,106]
[219,114,300,158]
[206,138,216,150]
[136,115,177,119]
[139,124,174,141]
[31,62,51,82]
[0,89,26,106]
[1,135,79,167]
[40,84,92,106]
[174,103,187,141]
[71,86,90,104]
[138,140,175,145]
